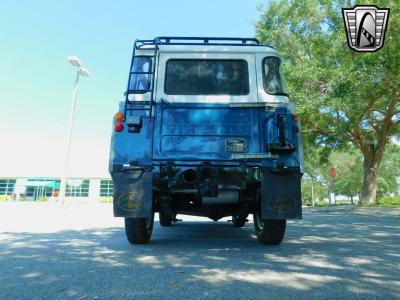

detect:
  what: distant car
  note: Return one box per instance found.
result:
[109,37,304,245]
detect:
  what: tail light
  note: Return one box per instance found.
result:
[115,122,124,132]
[115,112,124,122]
[114,112,124,132]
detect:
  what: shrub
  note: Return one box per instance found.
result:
[0,195,10,201]
[314,201,330,207]
[36,196,48,202]
[377,196,400,208]
[100,196,113,204]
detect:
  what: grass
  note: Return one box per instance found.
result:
[304,201,355,207]
[303,196,400,208]
[355,196,400,208]
[313,201,330,207]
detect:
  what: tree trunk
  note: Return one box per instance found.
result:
[350,83,398,205]
[311,179,315,207]
[360,158,381,204]
[328,189,331,205]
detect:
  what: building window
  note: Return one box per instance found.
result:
[0,179,16,195]
[100,180,113,197]
[66,179,90,197]
[26,178,60,200]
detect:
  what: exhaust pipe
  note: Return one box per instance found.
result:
[183,168,197,183]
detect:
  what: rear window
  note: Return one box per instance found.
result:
[165,59,249,95]
[263,57,288,96]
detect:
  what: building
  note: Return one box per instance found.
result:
[0,177,112,202]
[0,134,112,202]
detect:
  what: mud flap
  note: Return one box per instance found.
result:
[261,170,302,219]
[111,170,153,218]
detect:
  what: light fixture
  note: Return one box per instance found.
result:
[79,67,91,77]
[68,56,81,67]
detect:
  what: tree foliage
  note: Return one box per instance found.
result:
[301,144,399,204]
[329,149,363,198]
[256,0,400,203]
[377,143,400,196]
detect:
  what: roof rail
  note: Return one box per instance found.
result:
[135,36,271,49]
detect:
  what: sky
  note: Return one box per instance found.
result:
[0,0,264,178]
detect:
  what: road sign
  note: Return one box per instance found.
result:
[329,167,337,180]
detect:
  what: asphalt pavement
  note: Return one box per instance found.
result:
[0,203,399,299]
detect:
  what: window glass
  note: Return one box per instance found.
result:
[100,180,113,197]
[24,178,60,199]
[128,56,153,93]
[0,179,16,195]
[66,179,90,197]
[26,186,35,197]
[165,59,249,95]
[263,57,288,95]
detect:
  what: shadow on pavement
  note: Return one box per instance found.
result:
[0,210,399,299]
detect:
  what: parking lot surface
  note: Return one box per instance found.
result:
[0,203,399,299]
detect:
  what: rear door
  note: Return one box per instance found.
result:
[152,52,261,161]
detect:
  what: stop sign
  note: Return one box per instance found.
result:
[329,167,337,180]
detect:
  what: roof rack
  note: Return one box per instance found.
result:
[135,36,271,49]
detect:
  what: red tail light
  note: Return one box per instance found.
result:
[115,122,124,132]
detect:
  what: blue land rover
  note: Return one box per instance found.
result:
[109,37,304,245]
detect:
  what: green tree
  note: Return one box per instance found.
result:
[301,175,327,205]
[377,143,400,196]
[329,149,363,201]
[303,145,398,204]
[256,0,400,204]
[303,146,330,204]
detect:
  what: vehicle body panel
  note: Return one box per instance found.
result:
[153,102,260,161]
[109,37,304,221]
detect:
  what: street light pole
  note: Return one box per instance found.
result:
[59,56,90,207]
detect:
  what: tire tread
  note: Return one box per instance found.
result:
[254,214,286,245]
[125,217,153,244]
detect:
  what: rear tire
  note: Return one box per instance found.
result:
[232,215,247,227]
[253,207,286,245]
[125,213,154,244]
[159,211,175,227]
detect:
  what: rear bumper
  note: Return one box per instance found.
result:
[111,164,302,219]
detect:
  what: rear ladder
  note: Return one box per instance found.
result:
[124,39,160,119]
